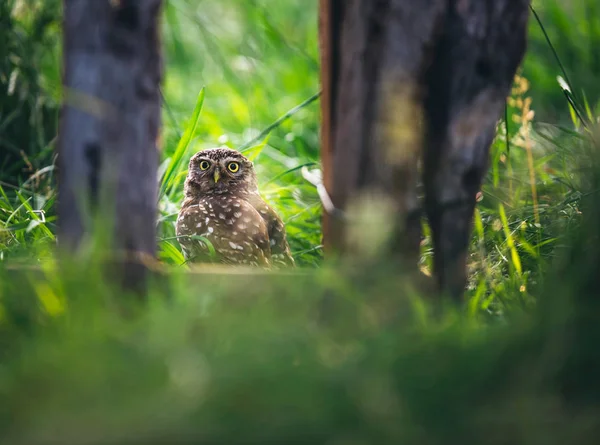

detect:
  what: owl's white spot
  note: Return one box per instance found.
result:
[208,203,213,209]
[226,219,234,225]
[205,217,210,224]
[270,239,277,247]
[219,213,225,220]
[260,209,267,215]
[243,217,251,223]
[233,202,241,208]
[228,241,244,251]
[232,231,238,236]
[196,222,203,228]
[253,221,260,228]
[207,227,214,234]
[238,223,247,230]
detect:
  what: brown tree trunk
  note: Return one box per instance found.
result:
[320,0,530,299]
[58,0,163,293]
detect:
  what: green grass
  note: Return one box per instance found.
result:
[2,1,600,442]
[1,181,600,443]
[1,0,596,309]
[157,0,323,267]
[525,0,600,122]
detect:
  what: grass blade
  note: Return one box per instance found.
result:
[159,240,187,265]
[241,133,271,162]
[160,87,205,198]
[498,203,522,276]
[237,91,320,153]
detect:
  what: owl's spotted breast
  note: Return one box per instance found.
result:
[177,195,270,266]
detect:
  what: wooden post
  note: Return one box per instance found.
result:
[58,0,163,292]
[319,1,530,299]
[318,0,334,253]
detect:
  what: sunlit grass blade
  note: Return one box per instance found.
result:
[558,76,589,129]
[160,87,205,199]
[518,236,539,259]
[159,240,187,265]
[241,133,271,162]
[474,208,484,241]
[16,192,54,240]
[582,90,594,123]
[498,203,522,276]
[532,237,558,251]
[33,281,65,317]
[265,162,317,186]
[167,170,190,200]
[237,91,320,152]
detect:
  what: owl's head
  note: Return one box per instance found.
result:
[184,147,258,197]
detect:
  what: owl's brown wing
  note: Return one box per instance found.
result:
[249,196,295,268]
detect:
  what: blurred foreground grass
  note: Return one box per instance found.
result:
[0,158,599,443]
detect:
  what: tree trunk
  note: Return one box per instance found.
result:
[58,0,163,293]
[320,0,530,299]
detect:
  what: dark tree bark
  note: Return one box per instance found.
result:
[58,0,163,292]
[320,0,530,300]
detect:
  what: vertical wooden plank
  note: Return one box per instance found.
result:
[318,0,334,253]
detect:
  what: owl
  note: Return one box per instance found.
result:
[176,147,295,268]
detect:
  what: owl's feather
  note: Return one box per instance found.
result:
[248,195,295,268]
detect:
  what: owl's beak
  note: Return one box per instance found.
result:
[213,169,220,183]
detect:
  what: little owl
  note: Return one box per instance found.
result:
[176,147,295,268]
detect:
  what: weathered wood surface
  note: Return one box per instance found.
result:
[320,0,530,299]
[58,0,163,291]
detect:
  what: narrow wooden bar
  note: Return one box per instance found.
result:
[318,0,334,254]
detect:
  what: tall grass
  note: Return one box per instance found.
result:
[1,149,600,443]
[524,0,600,122]
[0,0,60,185]
[0,0,597,308]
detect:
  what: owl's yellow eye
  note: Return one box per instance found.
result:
[199,160,210,171]
[227,162,240,173]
